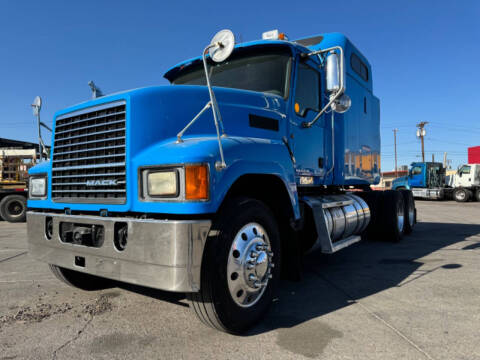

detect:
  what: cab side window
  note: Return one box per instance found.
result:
[459,165,471,174]
[411,166,422,175]
[294,63,320,117]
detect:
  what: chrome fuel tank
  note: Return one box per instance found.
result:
[302,193,371,253]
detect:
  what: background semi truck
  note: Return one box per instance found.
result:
[392,162,480,202]
[26,29,416,333]
[0,148,37,222]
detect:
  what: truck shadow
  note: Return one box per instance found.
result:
[112,221,480,335]
[249,221,480,335]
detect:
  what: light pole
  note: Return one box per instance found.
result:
[416,122,428,162]
[393,128,398,177]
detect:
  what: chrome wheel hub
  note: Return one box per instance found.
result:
[227,223,274,308]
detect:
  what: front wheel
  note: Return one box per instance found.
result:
[454,188,470,202]
[188,197,281,334]
[49,265,112,291]
[0,195,26,223]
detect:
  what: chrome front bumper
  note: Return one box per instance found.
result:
[27,211,211,292]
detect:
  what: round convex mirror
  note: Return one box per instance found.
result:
[209,29,235,63]
[32,96,42,116]
[332,94,351,113]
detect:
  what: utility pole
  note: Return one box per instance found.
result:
[432,154,435,162]
[393,128,398,177]
[416,122,428,162]
[443,152,447,168]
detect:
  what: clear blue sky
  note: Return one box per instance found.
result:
[1,0,479,171]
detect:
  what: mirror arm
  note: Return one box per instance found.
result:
[202,44,227,169]
[176,101,212,143]
[301,46,345,128]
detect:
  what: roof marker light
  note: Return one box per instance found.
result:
[262,30,289,41]
[262,29,279,40]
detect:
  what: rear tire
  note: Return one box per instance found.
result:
[49,265,111,291]
[0,195,26,223]
[454,188,469,202]
[187,197,281,334]
[399,190,415,234]
[475,189,480,202]
[356,191,383,240]
[381,190,405,242]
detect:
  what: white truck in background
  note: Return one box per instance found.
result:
[446,163,480,202]
[392,162,480,202]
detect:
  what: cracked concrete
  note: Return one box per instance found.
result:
[1,201,480,359]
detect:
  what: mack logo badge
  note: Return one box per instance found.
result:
[86,179,118,186]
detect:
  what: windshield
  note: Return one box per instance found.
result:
[171,48,292,98]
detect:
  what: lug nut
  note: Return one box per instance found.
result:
[250,251,258,258]
[267,251,273,257]
[249,274,258,282]
[268,263,275,268]
[256,244,267,251]
[247,263,255,270]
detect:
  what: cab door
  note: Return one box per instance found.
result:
[457,165,472,187]
[290,59,325,182]
[409,164,425,187]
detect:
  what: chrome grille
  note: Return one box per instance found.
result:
[51,101,127,204]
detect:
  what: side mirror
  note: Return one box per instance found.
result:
[300,46,346,128]
[325,52,340,93]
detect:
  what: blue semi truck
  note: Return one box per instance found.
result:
[26,29,416,333]
[392,162,480,201]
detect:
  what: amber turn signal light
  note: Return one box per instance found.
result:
[185,165,209,200]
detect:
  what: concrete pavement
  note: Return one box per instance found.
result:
[1,201,479,360]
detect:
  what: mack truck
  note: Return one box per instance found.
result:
[26,29,416,334]
[392,162,480,202]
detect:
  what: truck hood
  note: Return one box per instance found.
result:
[53,85,288,159]
[393,175,408,182]
[392,176,408,186]
[30,85,293,214]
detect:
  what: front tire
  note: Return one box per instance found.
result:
[49,265,111,291]
[188,197,281,334]
[0,195,26,223]
[454,188,469,202]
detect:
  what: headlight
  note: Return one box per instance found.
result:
[147,171,178,197]
[30,176,47,197]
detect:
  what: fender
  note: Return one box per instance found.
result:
[212,139,300,220]
[131,136,300,218]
